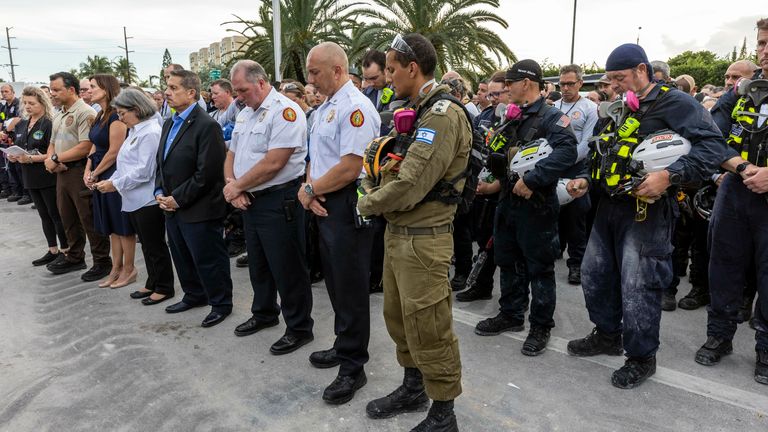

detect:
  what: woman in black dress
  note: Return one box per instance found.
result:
[8,87,68,265]
[83,75,135,288]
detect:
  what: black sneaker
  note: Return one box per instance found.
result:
[474,313,524,336]
[756,350,768,385]
[322,370,367,404]
[7,194,21,202]
[694,336,733,366]
[521,326,551,356]
[47,258,87,275]
[81,263,112,282]
[410,400,458,432]
[567,265,581,285]
[450,273,468,291]
[678,285,710,310]
[16,196,32,205]
[662,292,677,311]
[227,241,246,257]
[366,368,429,419]
[32,251,60,266]
[455,285,492,302]
[612,357,656,389]
[235,254,249,268]
[369,280,383,294]
[567,327,623,357]
[0,190,10,199]
[46,253,68,269]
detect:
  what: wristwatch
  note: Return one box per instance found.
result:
[736,161,751,174]
[304,183,315,197]
[667,170,682,186]
[50,153,59,163]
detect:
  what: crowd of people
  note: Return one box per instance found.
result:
[1,19,767,432]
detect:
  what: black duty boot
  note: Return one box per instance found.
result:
[611,357,656,389]
[521,326,550,356]
[678,285,710,310]
[756,350,768,385]
[662,292,677,311]
[235,254,249,268]
[474,313,524,336]
[567,327,622,357]
[567,265,581,285]
[737,294,755,323]
[450,273,468,291]
[695,336,733,366]
[410,399,458,432]
[455,284,492,302]
[366,367,429,419]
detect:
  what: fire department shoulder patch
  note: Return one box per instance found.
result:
[350,109,365,127]
[283,107,297,122]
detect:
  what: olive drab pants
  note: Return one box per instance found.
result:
[382,228,462,401]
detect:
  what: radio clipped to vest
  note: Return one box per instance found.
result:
[727,79,768,167]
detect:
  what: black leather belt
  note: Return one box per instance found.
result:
[246,177,302,199]
[388,224,453,236]
[64,159,87,168]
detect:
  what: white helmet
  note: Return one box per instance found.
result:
[557,178,574,205]
[509,138,552,177]
[632,130,691,175]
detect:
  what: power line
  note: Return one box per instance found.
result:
[2,27,19,82]
[117,26,135,83]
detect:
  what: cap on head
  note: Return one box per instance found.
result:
[606,43,653,80]
[598,74,611,85]
[505,59,543,83]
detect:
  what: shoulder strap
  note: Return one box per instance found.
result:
[522,100,552,142]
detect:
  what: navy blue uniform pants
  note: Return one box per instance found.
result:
[581,195,675,359]
[494,192,560,329]
[165,215,233,314]
[316,185,374,375]
[558,193,591,268]
[707,174,768,351]
[470,196,498,293]
[243,186,313,337]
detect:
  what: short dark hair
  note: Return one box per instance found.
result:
[757,18,768,31]
[211,79,233,94]
[167,63,184,72]
[362,49,386,72]
[49,72,80,93]
[389,33,437,77]
[489,71,506,84]
[169,69,201,99]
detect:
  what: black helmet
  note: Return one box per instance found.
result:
[693,185,716,221]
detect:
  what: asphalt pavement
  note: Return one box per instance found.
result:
[1,198,766,431]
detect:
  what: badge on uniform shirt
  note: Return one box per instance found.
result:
[257,111,267,123]
[571,111,581,120]
[556,115,571,128]
[283,107,297,122]
[32,130,44,140]
[415,128,436,145]
[730,123,743,136]
[349,109,365,127]
[326,109,336,123]
[65,116,74,127]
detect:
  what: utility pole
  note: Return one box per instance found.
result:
[569,0,577,64]
[2,27,18,82]
[273,0,282,81]
[637,27,642,45]
[117,26,135,84]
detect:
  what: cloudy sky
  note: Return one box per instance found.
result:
[0,0,762,84]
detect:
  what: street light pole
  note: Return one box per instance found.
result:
[637,26,642,45]
[570,0,577,64]
[273,0,282,82]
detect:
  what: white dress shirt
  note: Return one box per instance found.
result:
[230,88,307,191]
[111,118,162,212]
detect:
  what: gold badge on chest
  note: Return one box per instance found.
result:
[326,109,336,123]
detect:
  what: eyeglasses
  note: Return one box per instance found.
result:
[559,81,580,88]
[489,90,509,98]
[390,34,416,57]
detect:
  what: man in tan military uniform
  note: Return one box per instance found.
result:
[357,33,470,432]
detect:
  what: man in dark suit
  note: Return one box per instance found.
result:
[155,69,234,328]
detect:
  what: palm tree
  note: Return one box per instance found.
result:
[356,0,516,78]
[224,0,361,82]
[112,57,139,84]
[79,55,114,77]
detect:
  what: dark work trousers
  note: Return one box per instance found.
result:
[369,216,387,286]
[470,195,498,294]
[56,164,111,265]
[305,211,324,281]
[494,191,560,329]
[581,195,675,359]
[165,215,233,314]
[452,210,473,277]
[558,193,591,269]
[707,174,768,350]
[243,186,313,337]
[316,185,374,376]
[0,154,9,192]
[128,204,174,296]
[585,183,602,237]
[29,186,68,249]
[8,161,26,196]
[667,208,709,295]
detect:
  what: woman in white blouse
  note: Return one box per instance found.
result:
[94,88,175,306]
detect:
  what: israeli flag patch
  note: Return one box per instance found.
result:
[415,128,436,145]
